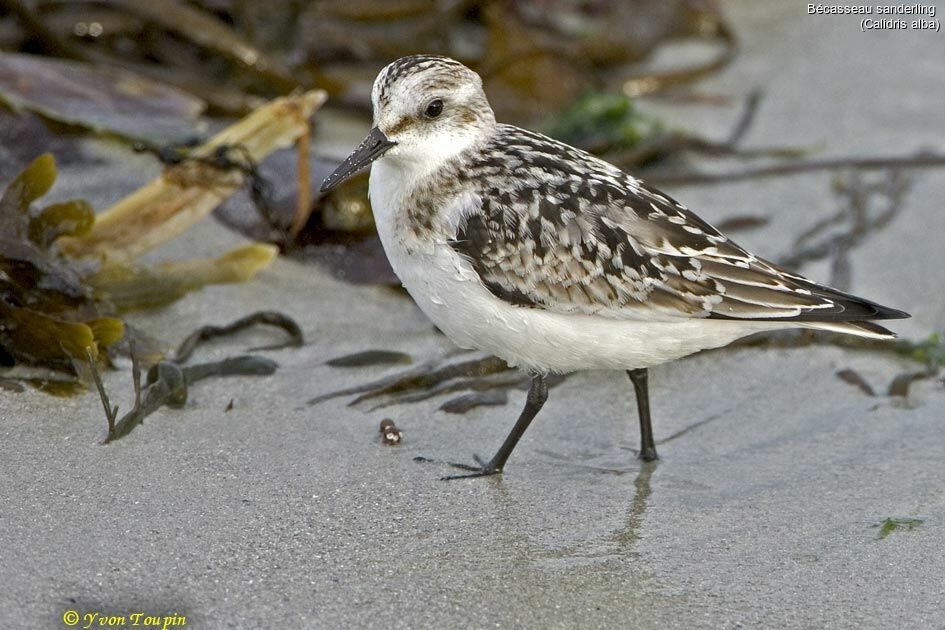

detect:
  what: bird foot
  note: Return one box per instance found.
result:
[414,454,502,480]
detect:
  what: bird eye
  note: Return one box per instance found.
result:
[424,99,444,118]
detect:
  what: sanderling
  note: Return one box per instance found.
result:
[321,55,909,479]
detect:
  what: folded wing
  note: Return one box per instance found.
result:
[451,129,908,329]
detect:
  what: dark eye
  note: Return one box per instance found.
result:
[424,99,444,118]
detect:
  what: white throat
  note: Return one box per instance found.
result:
[382,127,485,185]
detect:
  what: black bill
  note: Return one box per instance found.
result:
[320,127,396,193]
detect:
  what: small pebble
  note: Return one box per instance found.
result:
[379,418,403,445]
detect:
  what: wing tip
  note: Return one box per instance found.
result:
[795,278,910,322]
[869,304,911,321]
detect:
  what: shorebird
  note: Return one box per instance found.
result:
[321,55,909,479]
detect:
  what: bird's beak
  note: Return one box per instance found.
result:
[320,127,396,193]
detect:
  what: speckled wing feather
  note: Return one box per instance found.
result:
[450,125,906,324]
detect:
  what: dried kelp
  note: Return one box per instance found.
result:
[325,350,412,368]
[439,390,509,414]
[314,332,938,423]
[576,91,808,170]
[887,369,937,398]
[312,353,567,415]
[93,347,278,444]
[886,334,944,398]
[0,154,123,369]
[621,8,737,98]
[477,1,736,123]
[91,315,296,441]
[781,171,910,290]
[58,90,326,259]
[364,371,532,411]
[87,244,278,312]
[309,355,511,407]
[836,369,876,397]
[111,0,297,92]
[0,365,82,393]
[1,0,736,128]
[173,311,304,362]
[1,90,323,390]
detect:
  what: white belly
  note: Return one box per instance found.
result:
[368,161,784,373]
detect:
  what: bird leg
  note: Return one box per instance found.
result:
[627,368,659,461]
[440,373,548,480]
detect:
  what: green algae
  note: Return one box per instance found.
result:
[896,333,945,368]
[546,93,663,154]
[877,518,925,539]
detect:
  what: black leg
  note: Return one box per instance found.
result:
[442,373,549,480]
[627,368,658,461]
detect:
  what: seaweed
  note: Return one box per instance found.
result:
[173,311,304,362]
[58,90,325,259]
[836,369,876,397]
[895,333,945,368]
[89,313,299,442]
[92,348,278,444]
[86,245,278,313]
[0,90,323,391]
[546,93,663,155]
[439,390,509,414]
[548,89,808,170]
[0,154,123,370]
[325,350,412,368]
[309,355,512,407]
[312,353,567,415]
[875,518,924,540]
